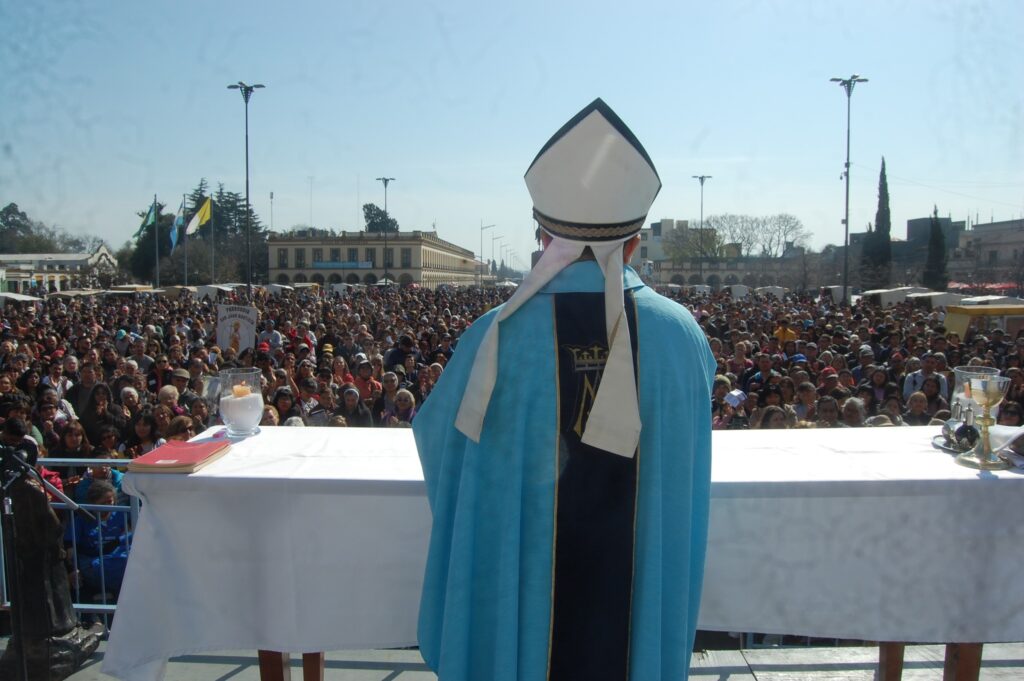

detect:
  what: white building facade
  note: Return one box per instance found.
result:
[268,230,479,289]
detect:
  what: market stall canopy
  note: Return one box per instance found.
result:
[0,292,42,302]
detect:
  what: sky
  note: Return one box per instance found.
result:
[2,0,1022,268]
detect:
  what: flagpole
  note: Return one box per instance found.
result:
[153,194,159,289]
[211,201,216,285]
[183,193,189,288]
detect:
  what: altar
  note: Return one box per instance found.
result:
[102,426,1024,681]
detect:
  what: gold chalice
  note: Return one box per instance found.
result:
[956,375,1011,470]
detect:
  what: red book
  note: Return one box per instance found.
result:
[126,440,231,474]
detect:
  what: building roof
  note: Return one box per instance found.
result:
[0,252,95,262]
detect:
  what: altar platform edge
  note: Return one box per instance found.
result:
[30,640,1024,680]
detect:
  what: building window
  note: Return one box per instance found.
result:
[295,249,306,268]
[989,250,998,265]
[401,248,412,269]
[312,248,323,263]
[277,249,288,268]
[366,248,376,266]
[652,223,661,237]
[640,246,648,259]
[384,248,394,268]
[348,248,359,263]
[330,248,341,262]
[641,232,648,241]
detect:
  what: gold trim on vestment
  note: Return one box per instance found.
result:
[546,297,560,681]
[534,210,645,240]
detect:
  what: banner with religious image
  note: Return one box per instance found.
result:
[217,305,258,355]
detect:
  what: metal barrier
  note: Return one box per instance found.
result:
[1,457,139,628]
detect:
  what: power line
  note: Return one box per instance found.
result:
[850,162,1023,209]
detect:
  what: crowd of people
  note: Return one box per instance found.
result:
[2,284,1020,459]
[0,282,1019,593]
[694,292,1024,430]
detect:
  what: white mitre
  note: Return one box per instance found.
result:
[455,99,661,457]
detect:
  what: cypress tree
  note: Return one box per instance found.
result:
[922,206,948,291]
[874,158,892,286]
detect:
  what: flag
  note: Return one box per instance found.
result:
[134,201,156,239]
[169,197,185,253]
[185,197,212,236]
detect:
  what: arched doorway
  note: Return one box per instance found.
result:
[724,273,740,285]
[687,274,703,285]
[363,273,378,285]
[328,274,342,284]
[742,274,757,286]
[398,273,414,287]
[293,273,308,283]
[346,274,361,284]
[311,273,325,285]
[706,274,722,290]
[671,275,686,285]
[276,274,290,284]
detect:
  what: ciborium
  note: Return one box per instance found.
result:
[956,375,1011,470]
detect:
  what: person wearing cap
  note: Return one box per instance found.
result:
[257,319,284,350]
[432,333,455,364]
[170,368,199,410]
[850,344,876,384]
[413,100,715,681]
[384,335,418,373]
[114,328,132,355]
[352,359,381,401]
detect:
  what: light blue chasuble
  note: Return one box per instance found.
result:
[414,261,715,681]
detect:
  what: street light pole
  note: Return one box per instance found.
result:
[692,175,712,281]
[376,177,395,282]
[479,221,495,286]
[830,74,868,305]
[227,81,265,298]
[492,235,503,278]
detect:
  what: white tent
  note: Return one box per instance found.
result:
[960,295,1024,306]
[0,292,42,302]
[906,291,965,308]
[728,284,750,299]
[267,284,294,297]
[495,280,518,288]
[755,286,786,300]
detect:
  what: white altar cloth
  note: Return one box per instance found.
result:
[103,425,1024,681]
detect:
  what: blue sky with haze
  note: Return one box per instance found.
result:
[2,0,1021,266]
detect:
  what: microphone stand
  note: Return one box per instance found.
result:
[2,450,95,681]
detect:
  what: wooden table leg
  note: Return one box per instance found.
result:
[302,652,325,681]
[878,642,906,681]
[943,643,983,681]
[258,650,292,681]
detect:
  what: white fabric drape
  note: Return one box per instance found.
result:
[455,235,641,458]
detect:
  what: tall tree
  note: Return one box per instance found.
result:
[873,157,892,286]
[704,214,760,257]
[760,213,810,257]
[921,206,948,291]
[188,178,210,213]
[363,203,399,233]
[0,202,106,254]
